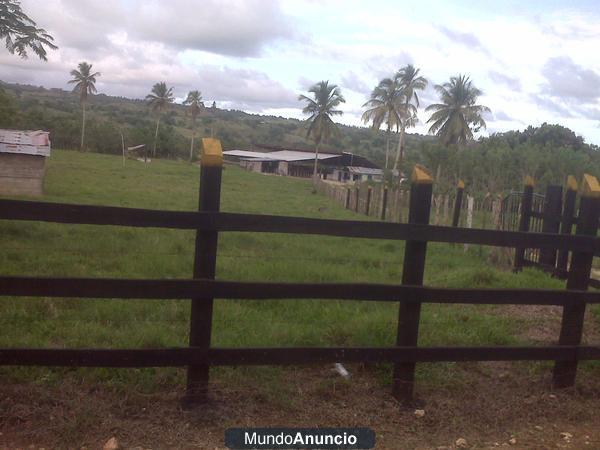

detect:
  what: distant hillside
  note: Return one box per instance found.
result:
[0,81,432,167]
[2,81,598,194]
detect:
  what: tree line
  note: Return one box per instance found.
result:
[298,68,490,188]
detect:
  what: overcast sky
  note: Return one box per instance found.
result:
[2,0,600,144]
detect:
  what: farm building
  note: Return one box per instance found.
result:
[0,129,51,196]
[223,145,383,183]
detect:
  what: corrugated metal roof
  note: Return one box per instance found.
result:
[347,166,384,175]
[224,150,274,159]
[0,129,51,157]
[269,150,338,161]
[224,149,338,162]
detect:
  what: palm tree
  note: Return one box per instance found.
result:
[426,75,490,146]
[361,77,403,170]
[68,62,100,151]
[298,81,345,188]
[183,90,204,162]
[393,64,427,171]
[146,82,174,158]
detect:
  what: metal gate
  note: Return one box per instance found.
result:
[500,191,545,266]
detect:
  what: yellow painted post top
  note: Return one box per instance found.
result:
[566,175,578,191]
[523,175,535,187]
[411,164,433,184]
[201,138,223,167]
[457,180,465,189]
[581,173,600,198]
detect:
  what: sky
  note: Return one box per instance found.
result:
[1,0,600,144]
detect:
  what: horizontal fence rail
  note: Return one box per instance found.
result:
[1,276,600,305]
[2,154,600,407]
[2,346,600,368]
[0,199,598,252]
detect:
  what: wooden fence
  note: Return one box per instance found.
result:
[315,177,480,228]
[504,175,600,288]
[1,141,600,407]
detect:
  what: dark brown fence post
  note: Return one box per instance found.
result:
[355,186,360,212]
[183,138,223,406]
[556,176,578,278]
[366,186,372,216]
[514,176,534,272]
[552,174,600,389]
[381,186,388,221]
[393,165,433,405]
[539,184,563,270]
[345,187,351,209]
[452,180,464,227]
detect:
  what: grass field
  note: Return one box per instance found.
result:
[0,149,597,391]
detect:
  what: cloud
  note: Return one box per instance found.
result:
[340,71,370,94]
[437,26,490,55]
[540,56,600,103]
[129,0,296,57]
[21,0,296,58]
[365,51,413,81]
[488,71,522,91]
[529,94,573,118]
[195,66,298,109]
[492,110,513,121]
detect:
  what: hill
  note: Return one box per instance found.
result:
[0,80,431,167]
[1,81,599,194]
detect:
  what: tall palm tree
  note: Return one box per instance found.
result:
[298,80,345,188]
[362,77,403,170]
[146,82,174,157]
[393,64,427,171]
[183,90,203,162]
[426,75,490,146]
[68,62,100,151]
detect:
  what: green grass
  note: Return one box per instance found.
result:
[0,149,594,390]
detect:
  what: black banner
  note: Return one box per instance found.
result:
[224,427,375,449]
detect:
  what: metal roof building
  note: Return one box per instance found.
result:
[223,147,383,183]
[0,129,51,196]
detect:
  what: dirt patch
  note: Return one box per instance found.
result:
[2,364,600,449]
[496,304,600,345]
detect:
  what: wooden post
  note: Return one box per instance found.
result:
[355,187,360,212]
[514,176,534,272]
[452,180,464,227]
[366,186,372,216]
[393,165,433,404]
[556,176,578,278]
[397,190,403,223]
[539,184,563,270]
[443,194,449,226]
[381,187,388,221]
[183,138,223,406]
[552,174,600,389]
[345,188,351,209]
[464,195,474,252]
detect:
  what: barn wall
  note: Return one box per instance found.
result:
[0,153,46,196]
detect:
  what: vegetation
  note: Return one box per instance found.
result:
[361,77,402,170]
[146,82,174,158]
[0,0,57,60]
[68,62,100,151]
[393,64,427,171]
[2,149,591,391]
[0,80,598,196]
[298,81,345,186]
[182,90,204,162]
[410,123,600,195]
[426,74,490,146]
